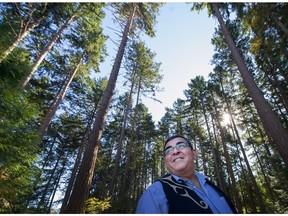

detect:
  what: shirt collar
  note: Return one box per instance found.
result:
[170,171,207,185]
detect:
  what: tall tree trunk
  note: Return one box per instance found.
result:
[39,57,82,140]
[270,12,288,35]
[0,5,48,63]
[210,113,227,193]
[247,131,276,205]
[60,102,98,213]
[61,6,137,213]
[110,73,136,197]
[211,3,288,166]
[37,145,65,211]
[230,122,257,213]
[25,135,57,208]
[120,78,141,212]
[47,154,67,213]
[266,61,288,113]
[229,109,267,213]
[194,113,208,175]
[216,115,243,213]
[201,99,225,191]
[216,80,243,212]
[19,5,81,89]
[128,80,142,210]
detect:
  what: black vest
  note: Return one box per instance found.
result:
[158,174,237,214]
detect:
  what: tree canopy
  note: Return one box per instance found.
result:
[0,2,287,214]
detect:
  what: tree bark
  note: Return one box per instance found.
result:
[229,109,267,213]
[110,73,136,197]
[19,5,81,89]
[217,79,243,212]
[39,57,82,140]
[61,5,137,213]
[270,12,288,35]
[60,103,97,213]
[211,3,288,166]
[0,4,47,63]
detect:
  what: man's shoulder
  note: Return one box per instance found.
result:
[140,180,166,199]
[147,179,163,191]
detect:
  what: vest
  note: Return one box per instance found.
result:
[158,173,237,214]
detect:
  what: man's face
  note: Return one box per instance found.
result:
[164,137,196,176]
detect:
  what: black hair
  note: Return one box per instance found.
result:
[164,135,193,153]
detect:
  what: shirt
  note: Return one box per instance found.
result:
[136,171,235,214]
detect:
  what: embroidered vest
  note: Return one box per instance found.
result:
[158,174,213,214]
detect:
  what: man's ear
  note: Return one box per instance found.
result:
[192,149,197,159]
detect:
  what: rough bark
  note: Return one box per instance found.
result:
[19,6,81,89]
[39,57,82,140]
[61,6,137,213]
[211,3,288,166]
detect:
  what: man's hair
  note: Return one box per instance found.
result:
[164,135,193,152]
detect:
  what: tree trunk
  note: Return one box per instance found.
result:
[120,78,141,212]
[266,62,288,113]
[217,117,243,213]
[217,80,243,212]
[110,73,136,197]
[47,154,67,213]
[195,113,208,175]
[201,99,225,191]
[37,146,65,211]
[210,113,227,193]
[229,109,267,213]
[270,12,288,35]
[61,6,137,213]
[60,102,97,213]
[25,135,57,208]
[211,3,288,166]
[128,80,142,210]
[19,5,81,89]
[230,122,258,213]
[39,57,82,140]
[0,6,47,63]
[248,132,276,205]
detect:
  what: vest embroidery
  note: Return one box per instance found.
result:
[159,174,209,210]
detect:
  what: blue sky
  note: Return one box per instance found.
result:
[99,3,217,122]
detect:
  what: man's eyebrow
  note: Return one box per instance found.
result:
[176,141,186,144]
[165,141,186,150]
[164,146,173,150]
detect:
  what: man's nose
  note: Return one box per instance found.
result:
[172,147,180,154]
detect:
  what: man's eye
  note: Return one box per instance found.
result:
[165,147,173,153]
[177,143,186,149]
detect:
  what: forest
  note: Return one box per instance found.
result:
[0,2,288,214]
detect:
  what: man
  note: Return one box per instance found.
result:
[136,135,237,213]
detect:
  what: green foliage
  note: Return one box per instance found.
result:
[0,2,287,214]
[0,13,41,211]
[0,48,32,86]
[85,197,111,213]
[0,81,40,211]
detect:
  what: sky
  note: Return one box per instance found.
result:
[99,3,217,123]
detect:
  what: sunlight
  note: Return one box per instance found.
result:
[222,113,231,126]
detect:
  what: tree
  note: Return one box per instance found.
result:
[19,4,82,89]
[0,3,54,63]
[0,49,40,212]
[39,57,82,140]
[60,78,107,213]
[209,3,288,166]
[118,40,162,210]
[61,3,162,213]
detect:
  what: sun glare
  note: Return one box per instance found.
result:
[222,113,231,126]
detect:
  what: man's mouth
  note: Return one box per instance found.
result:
[173,157,184,162]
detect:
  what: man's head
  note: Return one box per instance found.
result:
[163,135,193,155]
[163,135,197,177]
